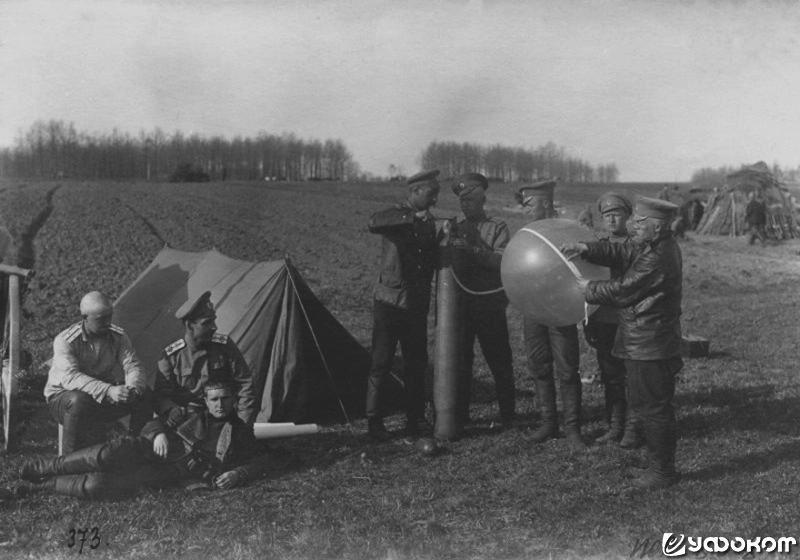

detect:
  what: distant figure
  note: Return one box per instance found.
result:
[670,215,687,240]
[744,191,767,246]
[577,206,594,229]
[365,170,442,441]
[687,199,704,230]
[657,186,671,202]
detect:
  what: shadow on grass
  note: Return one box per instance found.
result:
[677,383,800,438]
[682,440,800,483]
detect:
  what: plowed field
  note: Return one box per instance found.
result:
[1,178,799,560]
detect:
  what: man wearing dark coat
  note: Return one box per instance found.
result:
[7,381,277,500]
[365,170,441,441]
[562,195,683,489]
[449,172,516,428]
[744,191,767,246]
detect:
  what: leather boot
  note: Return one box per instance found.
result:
[19,440,130,481]
[11,478,56,498]
[495,368,517,427]
[619,410,645,449]
[596,383,626,444]
[367,417,391,442]
[561,382,587,450]
[629,421,678,489]
[530,379,559,443]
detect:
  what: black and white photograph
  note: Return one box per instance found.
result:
[1,0,799,558]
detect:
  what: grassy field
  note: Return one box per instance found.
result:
[0,178,798,560]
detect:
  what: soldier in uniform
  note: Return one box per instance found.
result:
[45,292,152,455]
[154,291,256,428]
[562,196,684,489]
[365,169,441,441]
[449,172,516,427]
[8,381,278,501]
[584,192,641,448]
[516,180,587,450]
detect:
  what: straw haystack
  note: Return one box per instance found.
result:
[695,162,800,239]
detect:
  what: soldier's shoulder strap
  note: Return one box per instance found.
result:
[211,333,229,345]
[164,338,187,356]
[62,322,83,343]
[109,324,126,336]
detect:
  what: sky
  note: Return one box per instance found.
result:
[1,0,799,181]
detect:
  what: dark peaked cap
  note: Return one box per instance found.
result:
[597,192,632,215]
[514,179,557,206]
[406,169,440,189]
[175,290,216,321]
[634,196,679,220]
[452,172,488,196]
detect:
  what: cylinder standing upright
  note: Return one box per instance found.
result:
[433,239,464,440]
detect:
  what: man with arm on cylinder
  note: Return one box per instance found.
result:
[562,195,683,489]
[449,172,516,428]
[516,180,587,449]
[45,291,153,455]
[154,291,256,428]
[365,170,441,441]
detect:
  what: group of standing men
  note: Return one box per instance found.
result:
[364,170,684,489]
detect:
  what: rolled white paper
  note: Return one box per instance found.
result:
[253,422,319,439]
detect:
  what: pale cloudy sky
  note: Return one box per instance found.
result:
[1,0,798,181]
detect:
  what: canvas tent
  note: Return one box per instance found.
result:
[113,247,369,424]
[695,162,800,239]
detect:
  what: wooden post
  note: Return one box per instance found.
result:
[2,276,20,451]
[1,265,31,452]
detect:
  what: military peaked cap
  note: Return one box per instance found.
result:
[406,169,440,189]
[634,196,678,220]
[452,172,489,196]
[514,179,557,206]
[597,192,632,215]
[176,291,216,321]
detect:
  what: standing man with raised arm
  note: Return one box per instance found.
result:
[562,196,683,489]
[365,170,441,441]
[45,291,152,454]
[449,172,516,428]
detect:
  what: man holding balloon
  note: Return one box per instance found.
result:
[561,195,683,490]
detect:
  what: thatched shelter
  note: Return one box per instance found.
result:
[695,162,800,239]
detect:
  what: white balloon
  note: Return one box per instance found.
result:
[501,219,609,326]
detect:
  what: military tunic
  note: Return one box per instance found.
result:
[366,202,439,422]
[451,212,516,423]
[155,333,256,425]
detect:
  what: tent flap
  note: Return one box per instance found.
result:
[114,248,369,424]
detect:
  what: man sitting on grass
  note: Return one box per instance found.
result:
[3,381,288,501]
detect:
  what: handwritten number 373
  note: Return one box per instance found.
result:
[67,527,101,553]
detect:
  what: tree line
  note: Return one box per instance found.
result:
[419,140,620,183]
[0,120,358,182]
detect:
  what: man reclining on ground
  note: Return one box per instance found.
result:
[3,381,286,501]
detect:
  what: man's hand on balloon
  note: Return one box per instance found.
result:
[560,242,588,260]
[575,277,590,292]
